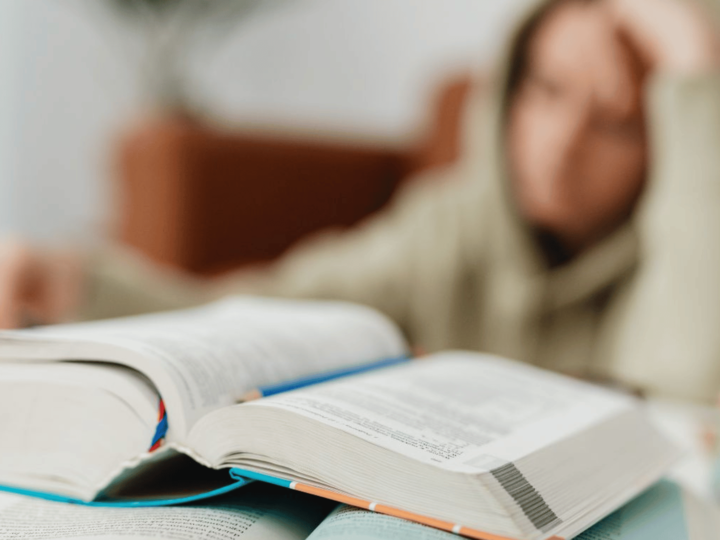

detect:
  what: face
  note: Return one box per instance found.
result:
[507,0,647,256]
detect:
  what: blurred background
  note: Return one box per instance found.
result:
[0,0,531,273]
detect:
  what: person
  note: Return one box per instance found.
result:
[2,0,720,402]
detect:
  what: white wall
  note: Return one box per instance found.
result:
[0,0,531,243]
[1,0,140,242]
[195,0,530,136]
[0,0,22,233]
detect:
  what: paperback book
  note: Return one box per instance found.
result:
[0,297,682,540]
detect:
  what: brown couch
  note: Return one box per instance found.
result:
[117,75,473,275]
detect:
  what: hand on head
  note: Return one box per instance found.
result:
[0,241,84,329]
[507,0,720,261]
[609,0,720,76]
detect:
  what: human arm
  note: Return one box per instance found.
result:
[81,171,486,338]
[606,0,720,402]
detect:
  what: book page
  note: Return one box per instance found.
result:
[249,352,635,472]
[0,484,335,540]
[0,297,407,436]
[306,506,455,540]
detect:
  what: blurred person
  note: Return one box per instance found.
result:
[3,0,720,402]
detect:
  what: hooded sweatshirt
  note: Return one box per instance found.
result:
[79,0,720,403]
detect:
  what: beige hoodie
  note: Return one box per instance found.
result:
[80,1,720,403]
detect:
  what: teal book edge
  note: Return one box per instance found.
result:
[230,468,294,488]
[0,476,250,508]
[0,469,285,509]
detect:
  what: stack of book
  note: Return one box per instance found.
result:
[0,297,717,540]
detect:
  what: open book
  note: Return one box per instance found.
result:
[0,297,408,502]
[0,297,680,540]
[0,479,716,540]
